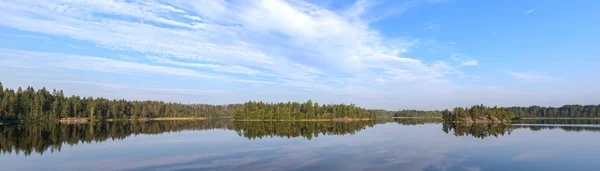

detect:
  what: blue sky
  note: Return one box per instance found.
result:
[0,0,598,110]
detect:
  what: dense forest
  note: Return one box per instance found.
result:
[441,105,516,122]
[0,82,237,121]
[374,105,600,119]
[507,105,600,118]
[0,82,374,122]
[2,82,599,122]
[232,101,375,120]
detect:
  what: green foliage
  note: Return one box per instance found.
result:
[442,105,516,122]
[0,82,239,121]
[507,105,600,118]
[232,100,375,120]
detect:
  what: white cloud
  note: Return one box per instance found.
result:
[526,9,535,15]
[0,0,484,109]
[508,72,555,82]
[0,48,215,78]
[148,56,262,76]
[451,54,479,66]
[47,80,128,89]
[460,60,479,66]
[0,48,279,86]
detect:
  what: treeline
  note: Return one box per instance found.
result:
[374,105,600,119]
[232,100,375,120]
[507,105,600,118]
[0,82,238,121]
[441,105,516,122]
[0,120,233,156]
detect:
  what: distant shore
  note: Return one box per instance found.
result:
[391,117,442,119]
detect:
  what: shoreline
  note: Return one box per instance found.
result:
[391,117,442,119]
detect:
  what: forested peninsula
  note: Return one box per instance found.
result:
[0,82,373,122]
[1,82,599,123]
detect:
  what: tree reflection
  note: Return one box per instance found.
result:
[0,120,233,156]
[517,125,600,132]
[394,118,442,125]
[1,120,376,156]
[442,122,515,139]
[233,121,375,140]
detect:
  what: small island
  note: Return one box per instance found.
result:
[441,105,516,123]
[232,100,374,121]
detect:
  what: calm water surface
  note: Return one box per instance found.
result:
[1,119,599,171]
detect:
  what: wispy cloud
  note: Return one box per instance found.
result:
[0,0,485,109]
[0,0,464,86]
[47,80,127,89]
[526,9,535,15]
[0,48,216,78]
[0,49,279,86]
[508,72,555,82]
[43,80,226,97]
[451,54,479,66]
[460,60,479,66]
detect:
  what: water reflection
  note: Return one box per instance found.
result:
[512,119,600,125]
[393,118,442,125]
[516,125,600,132]
[0,120,233,156]
[442,123,515,139]
[0,120,376,156]
[233,121,375,140]
[1,119,600,171]
[2,119,600,157]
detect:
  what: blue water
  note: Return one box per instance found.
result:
[1,120,599,171]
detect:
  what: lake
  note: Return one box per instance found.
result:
[1,119,600,171]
